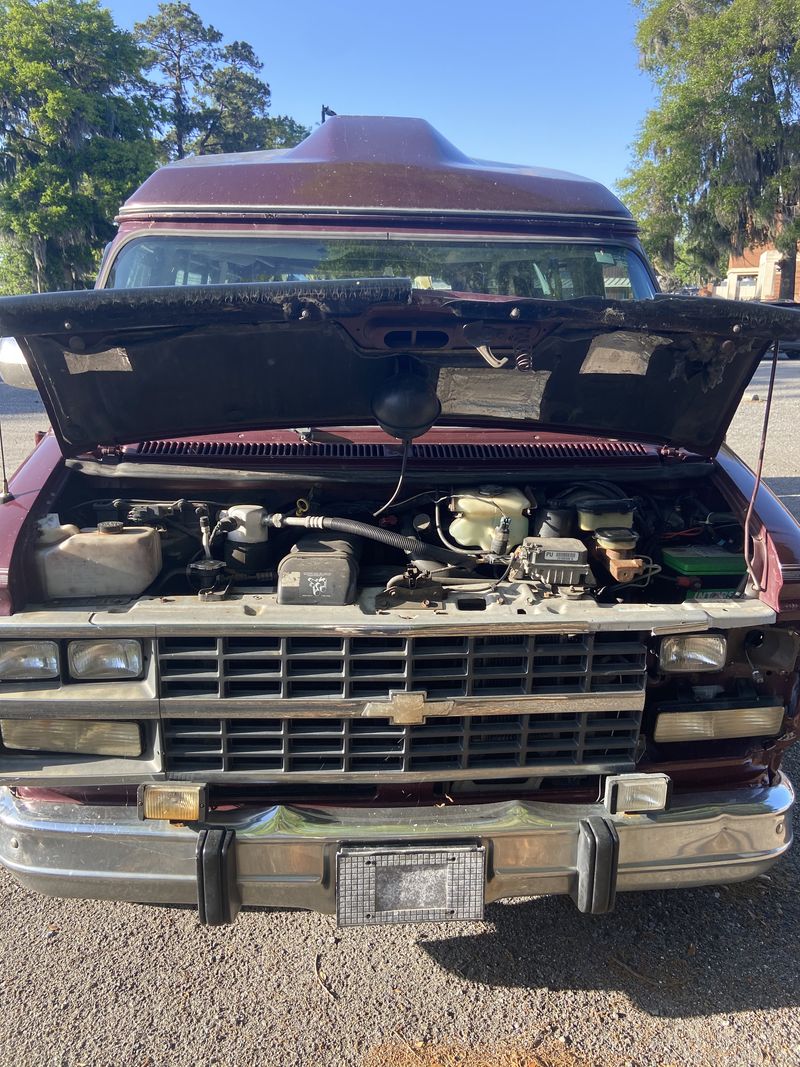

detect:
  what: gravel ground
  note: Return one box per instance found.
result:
[0,381,48,482]
[0,360,799,1067]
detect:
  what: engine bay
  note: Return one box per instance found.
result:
[30,475,750,611]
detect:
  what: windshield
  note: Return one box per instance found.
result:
[105,236,655,300]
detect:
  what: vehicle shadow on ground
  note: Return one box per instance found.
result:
[421,751,800,1018]
[419,871,799,1017]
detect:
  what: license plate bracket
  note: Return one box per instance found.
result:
[336,844,485,927]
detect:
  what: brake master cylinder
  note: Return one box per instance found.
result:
[449,487,529,551]
[593,527,647,583]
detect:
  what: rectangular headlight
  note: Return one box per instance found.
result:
[0,640,59,681]
[654,705,784,743]
[659,634,727,673]
[1,718,142,757]
[68,639,143,680]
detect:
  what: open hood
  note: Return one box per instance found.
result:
[1,280,799,458]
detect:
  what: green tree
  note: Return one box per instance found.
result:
[136,2,309,160]
[135,1,219,160]
[0,0,158,292]
[620,0,800,295]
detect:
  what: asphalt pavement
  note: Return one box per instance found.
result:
[0,362,799,1067]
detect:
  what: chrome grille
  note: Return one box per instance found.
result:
[163,709,642,776]
[157,631,648,701]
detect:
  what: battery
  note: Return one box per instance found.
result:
[661,545,746,578]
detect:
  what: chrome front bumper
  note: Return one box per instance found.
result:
[0,777,793,922]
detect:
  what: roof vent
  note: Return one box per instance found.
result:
[283,116,472,166]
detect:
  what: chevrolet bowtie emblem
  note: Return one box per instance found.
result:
[363,690,453,725]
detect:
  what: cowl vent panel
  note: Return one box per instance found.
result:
[135,439,652,461]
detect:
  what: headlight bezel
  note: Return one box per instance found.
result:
[658,634,728,674]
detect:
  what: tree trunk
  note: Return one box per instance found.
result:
[32,235,46,294]
[778,244,797,300]
[174,91,185,159]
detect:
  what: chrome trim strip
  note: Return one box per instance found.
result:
[0,701,158,719]
[116,203,635,222]
[156,760,636,786]
[159,691,646,720]
[0,776,791,912]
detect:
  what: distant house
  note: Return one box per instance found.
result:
[711,243,800,301]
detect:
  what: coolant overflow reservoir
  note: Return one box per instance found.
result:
[449,487,529,551]
[34,521,162,599]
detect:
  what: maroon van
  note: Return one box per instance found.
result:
[0,116,798,927]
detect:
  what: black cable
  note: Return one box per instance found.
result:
[373,440,410,518]
[276,513,475,569]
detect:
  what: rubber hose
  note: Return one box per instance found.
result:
[276,514,475,569]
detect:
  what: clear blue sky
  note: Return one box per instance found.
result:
[106,0,657,192]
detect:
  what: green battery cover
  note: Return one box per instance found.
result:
[661,545,747,577]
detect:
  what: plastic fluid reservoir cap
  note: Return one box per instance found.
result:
[188,558,226,592]
[97,521,124,535]
[594,527,638,550]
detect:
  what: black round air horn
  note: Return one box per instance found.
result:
[370,358,442,442]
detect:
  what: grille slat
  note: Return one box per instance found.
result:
[163,708,643,776]
[158,632,647,701]
[159,630,646,778]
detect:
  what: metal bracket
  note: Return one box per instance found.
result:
[198,582,232,603]
[375,578,445,610]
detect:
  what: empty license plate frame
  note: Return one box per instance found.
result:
[336,844,485,927]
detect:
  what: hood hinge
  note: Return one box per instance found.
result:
[94,444,124,460]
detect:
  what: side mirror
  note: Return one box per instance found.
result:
[0,337,37,390]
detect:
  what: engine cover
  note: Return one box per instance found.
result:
[277,534,359,605]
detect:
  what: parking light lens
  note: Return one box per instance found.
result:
[68,640,143,680]
[139,783,206,822]
[659,635,727,673]
[0,640,59,681]
[0,718,142,756]
[604,773,671,814]
[654,706,784,743]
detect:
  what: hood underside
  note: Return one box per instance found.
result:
[1,280,799,457]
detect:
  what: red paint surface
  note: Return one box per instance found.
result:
[119,116,632,222]
[714,445,800,616]
[0,435,65,615]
